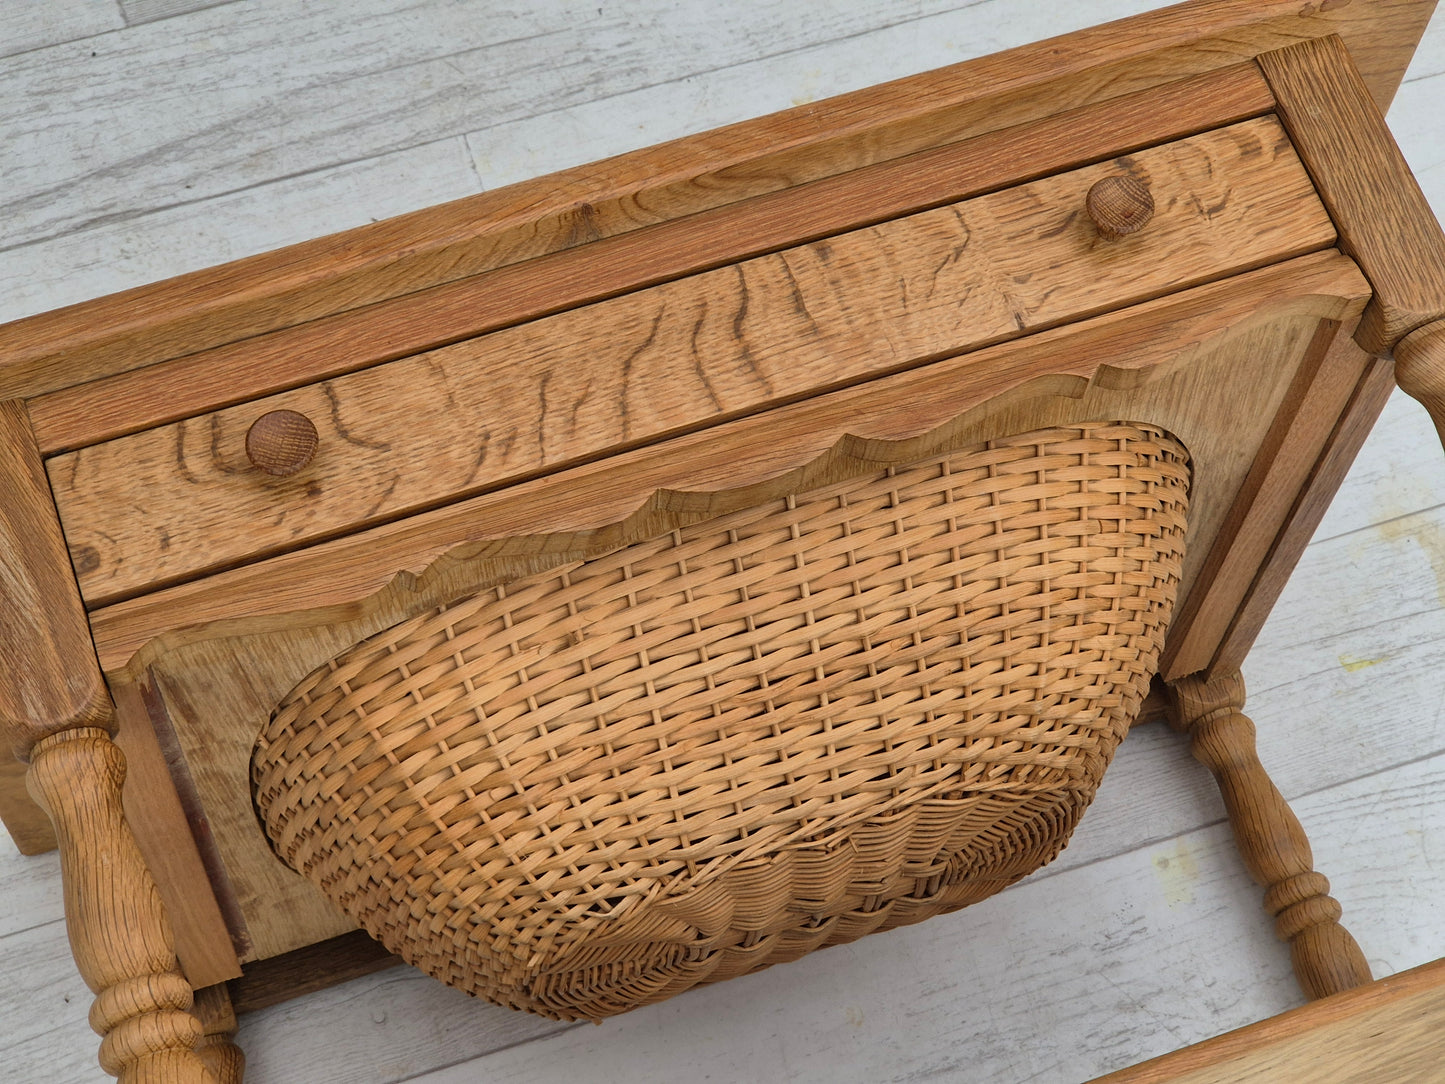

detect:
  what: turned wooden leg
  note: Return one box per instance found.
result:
[1394,320,1445,449]
[26,728,218,1083]
[193,985,245,1084]
[1167,670,1371,1000]
[1,402,220,1081]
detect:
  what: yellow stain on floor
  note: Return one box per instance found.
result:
[1338,653,1392,672]
[1152,841,1200,910]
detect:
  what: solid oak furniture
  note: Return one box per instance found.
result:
[3,0,1444,1079]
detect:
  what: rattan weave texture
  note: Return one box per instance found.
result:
[253,422,1190,1020]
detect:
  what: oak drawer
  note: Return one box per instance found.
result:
[51,116,1334,606]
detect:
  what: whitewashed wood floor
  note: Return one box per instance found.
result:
[3,1,1444,1081]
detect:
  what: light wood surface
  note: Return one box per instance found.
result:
[23,62,1275,457]
[1394,318,1445,443]
[26,729,215,1083]
[95,255,1367,968]
[87,250,1370,678]
[0,401,111,760]
[109,680,241,989]
[1160,316,1373,678]
[2,3,1443,1082]
[1261,33,1445,354]
[52,118,1335,607]
[1167,671,1372,1000]
[191,984,245,1084]
[0,0,1430,405]
[0,398,219,1075]
[0,2,124,59]
[1212,353,1397,674]
[0,752,56,856]
[1092,957,1445,1083]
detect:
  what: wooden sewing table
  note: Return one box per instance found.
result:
[3,0,1444,1079]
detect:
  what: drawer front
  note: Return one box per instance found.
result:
[52,116,1334,606]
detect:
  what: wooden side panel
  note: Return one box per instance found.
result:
[1260,34,1445,353]
[0,401,110,761]
[1091,958,1445,1084]
[53,118,1336,607]
[0,0,1432,402]
[111,680,242,988]
[1210,355,1396,674]
[25,64,1274,456]
[1161,318,1373,678]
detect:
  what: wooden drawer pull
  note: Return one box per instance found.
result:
[245,410,318,476]
[1086,175,1154,239]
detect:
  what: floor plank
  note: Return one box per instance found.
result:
[1312,392,1445,544]
[238,966,574,1084]
[0,0,1105,252]
[0,1,123,61]
[460,0,1159,192]
[0,136,481,323]
[0,823,63,940]
[120,0,239,27]
[0,913,108,1084]
[399,752,1445,1084]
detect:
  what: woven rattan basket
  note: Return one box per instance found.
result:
[253,421,1190,1020]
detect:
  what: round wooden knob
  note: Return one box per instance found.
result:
[245,410,318,476]
[1086,175,1154,240]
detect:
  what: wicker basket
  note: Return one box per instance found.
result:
[252,421,1190,1020]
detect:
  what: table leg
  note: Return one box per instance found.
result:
[193,985,245,1084]
[1394,320,1445,449]
[1166,670,1372,1000]
[26,727,220,1083]
[1,401,222,1080]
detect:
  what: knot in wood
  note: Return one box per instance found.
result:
[245,409,318,476]
[1086,174,1154,239]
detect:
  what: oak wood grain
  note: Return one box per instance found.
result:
[227,931,399,1016]
[0,0,1431,405]
[1167,671,1372,1001]
[191,983,244,1084]
[25,63,1274,455]
[1260,33,1445,354]
[1160,318,1373,679]
[1211,354,1396,674]
[90,256,1369,961]
[88,252,1371,677]
[1086,174,1155,240]
[25,728,215,1082]
[1092,957,1445,1083]
[111,680,243,990]
[1392,318,1445,445]
[0,401,111,762]
[53,118,1336,608]
[4,4,1443,1082]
